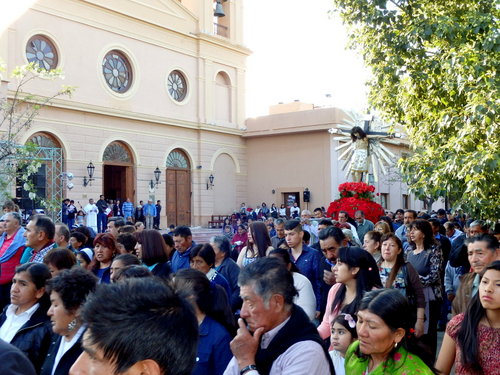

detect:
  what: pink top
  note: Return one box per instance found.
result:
[317,283,343,339]
[447,313,500,375]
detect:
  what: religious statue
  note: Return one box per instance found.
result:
[350,126,369,182]
[333,113,397,183]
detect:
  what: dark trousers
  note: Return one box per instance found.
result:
[97,213,107,233]
[420,299,442,359]
[154,216,160,229]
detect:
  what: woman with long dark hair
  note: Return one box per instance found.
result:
[0,263,52,372]
[91,233,118,284]
[378,233,425,337]
[406,219,443,357]
[134,229,172,280]
[174,268,234,375]
[345,289,436,374]
[436,261,500,374]
[236,221,272,267]
[318,246,382,340]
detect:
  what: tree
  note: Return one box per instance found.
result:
[331,0,499,220]
[0,63,74,207]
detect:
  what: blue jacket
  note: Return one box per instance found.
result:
[289,245,322,312]
[171,242,196,273]
[192,316,232,375]
[142,203,156,217]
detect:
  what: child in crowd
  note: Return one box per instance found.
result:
[329,313,357,375]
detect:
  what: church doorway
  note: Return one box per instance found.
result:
[165,149,191,226]
[102,142,135,202]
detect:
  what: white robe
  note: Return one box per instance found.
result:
[84,203,98,231]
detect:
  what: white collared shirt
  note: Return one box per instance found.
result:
[0,303,40,343]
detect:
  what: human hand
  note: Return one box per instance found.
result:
[230,318,264,369]
[323,270,336,285]
[414,319,424,338]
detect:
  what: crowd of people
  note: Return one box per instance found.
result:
[60,196,162,232]
[0,197,498,374]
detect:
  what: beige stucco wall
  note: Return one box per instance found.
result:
[245,106,431,213]
[1,0,250,227]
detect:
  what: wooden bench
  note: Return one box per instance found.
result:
[208,215,226,228]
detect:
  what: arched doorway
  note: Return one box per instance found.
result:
[18,133,64,219]
[165,149,191,226]
[102,141,134,202]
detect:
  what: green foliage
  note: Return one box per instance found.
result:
[331,0,499,219]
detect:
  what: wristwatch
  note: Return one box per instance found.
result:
[240,364,257,374]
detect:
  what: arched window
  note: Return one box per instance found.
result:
[103,142,133,163]
[166,150,189,169]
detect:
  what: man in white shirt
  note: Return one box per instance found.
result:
[224,257,333,375]
[83,199,98,233]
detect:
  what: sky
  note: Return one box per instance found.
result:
[243,0,370,118]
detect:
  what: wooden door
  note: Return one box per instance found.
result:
[166,169,191,227]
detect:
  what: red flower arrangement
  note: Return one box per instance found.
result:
[327,182,385,224]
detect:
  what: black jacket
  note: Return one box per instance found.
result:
[0,303,52,372]
[40,331,85,375]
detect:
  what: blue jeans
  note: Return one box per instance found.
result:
[97,213,108,233]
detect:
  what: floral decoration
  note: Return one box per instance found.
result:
[327,182,385,224]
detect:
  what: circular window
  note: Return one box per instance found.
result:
[102,50,133,93]
[167,70,187,102]
[26,35,58,70]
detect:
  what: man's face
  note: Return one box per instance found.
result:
[445,225,455,237]
[240,284,279,333]
[469,225,485,237]
[4,214,19,235]
[467,241,499,274]
[70,331,141,375]
[173,235,192,253]
[24,220,44,249]
[106,221,118,237]
[300,212,311,221]
[320,237,342,261]
[55,225,67,247]
[354,212,364,224]
[403,212,416,226]
[89,199,94,205]
[275,224,285,239]
[285,229,303,249]
[395,211,403,221]
[314,210,323,219]
[338,213,347,223]
[100,195,104,200]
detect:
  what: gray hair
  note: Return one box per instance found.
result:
[210,235,231,257]
[238,257,297,308]
[4,212,22,225]
[274,218,285,226]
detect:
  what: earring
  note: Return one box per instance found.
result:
[67,318,77,331]
[394,342,398,349]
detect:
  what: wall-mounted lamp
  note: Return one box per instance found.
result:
[206,174,215,190]
[83,162,95,187]
[154,167,161,186]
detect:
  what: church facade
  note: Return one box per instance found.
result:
[1,0,250,226]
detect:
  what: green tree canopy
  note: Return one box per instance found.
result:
[331,0,499,219]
